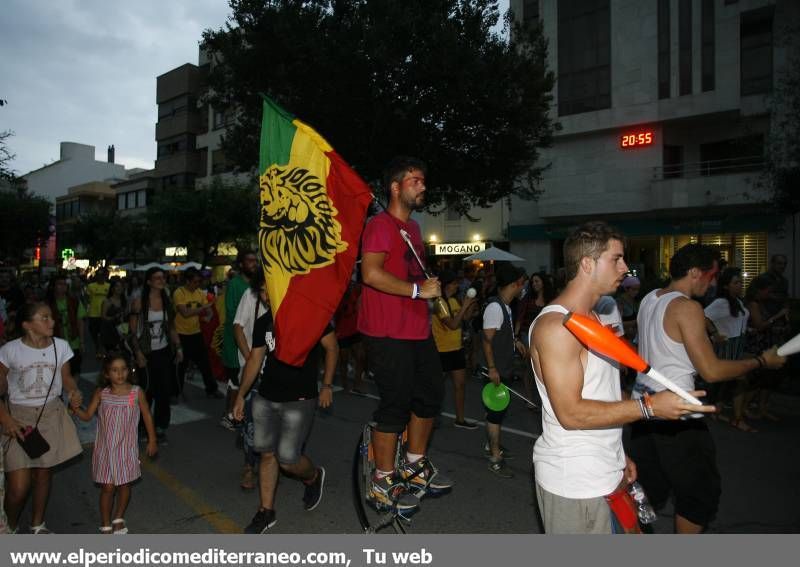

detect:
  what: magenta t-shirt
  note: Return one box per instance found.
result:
[357,212,430,340]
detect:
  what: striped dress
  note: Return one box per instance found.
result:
[92,386,141,485]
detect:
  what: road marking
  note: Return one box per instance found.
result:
[141,456,242,534]
[356,391,539,440]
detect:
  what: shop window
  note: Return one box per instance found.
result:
[557,0,611,116]
[658,0,671,99]
[678,0,692,96]
[701,0,715,92]
[740,7,774,96]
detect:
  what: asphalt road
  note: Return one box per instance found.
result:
[29,351,800,534]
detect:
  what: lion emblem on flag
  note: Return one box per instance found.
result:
[259,165,347,276]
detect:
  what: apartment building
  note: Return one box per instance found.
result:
[508,0,798,291]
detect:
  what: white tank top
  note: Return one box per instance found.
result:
[634,290,696,397]
[529,305,625,499]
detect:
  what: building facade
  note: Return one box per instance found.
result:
[509,0,798,292]
[55,181,117,253]
[23,142,127,204]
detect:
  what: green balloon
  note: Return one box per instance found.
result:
[482,382,510,412]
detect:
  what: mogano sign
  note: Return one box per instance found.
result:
[434,242,486,256]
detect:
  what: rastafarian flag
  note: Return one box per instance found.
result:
[259,94,373,366]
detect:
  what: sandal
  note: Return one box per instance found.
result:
[30,523,52,534]
[99,526,113,534]
[111,518,128,534]
[731,419,758,433]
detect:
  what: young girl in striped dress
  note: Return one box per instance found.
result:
[71,354,157,533]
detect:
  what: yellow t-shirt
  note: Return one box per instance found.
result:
[173,287,208,335]
[86,282,110,317]
[432,297,462,353]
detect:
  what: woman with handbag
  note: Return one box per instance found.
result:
[0,302,83,534]
[128,267,183,445]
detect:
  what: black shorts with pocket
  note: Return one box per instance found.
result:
[363,335,444,433]
[627,418,721,527]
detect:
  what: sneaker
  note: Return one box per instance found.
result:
[220,414,237,431]
[488,458,514,479]
[244,509,276,534]
[369,474,420,510]
[240,464,256,491]
[483,442,514,460]
[303,466,326,511]
[402,456,454,492]
[454,419,479,430]
[30,523,52,534]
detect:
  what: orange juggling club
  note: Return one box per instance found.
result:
[562,311,702,405]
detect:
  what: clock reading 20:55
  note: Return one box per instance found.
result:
[620,130,654,148]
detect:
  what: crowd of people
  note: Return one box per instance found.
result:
[0,157,795,535]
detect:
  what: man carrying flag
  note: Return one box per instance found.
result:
[257,94,372,368]
[358,156,454,511]
[238,95,371,531]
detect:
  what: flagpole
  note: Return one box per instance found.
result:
[371,194,449,315]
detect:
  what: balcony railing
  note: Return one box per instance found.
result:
[652,155,765,181]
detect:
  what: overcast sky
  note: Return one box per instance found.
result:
[1,0,509,177]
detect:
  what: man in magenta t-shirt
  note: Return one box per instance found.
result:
[358,156,454,511]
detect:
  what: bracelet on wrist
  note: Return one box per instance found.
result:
[320,384,333,390]
[637,398,649,421]
[642,392,655,419]
[755,355,765,369]
[411,283,419,299]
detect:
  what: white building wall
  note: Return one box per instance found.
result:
[24,142,127,204]
[510,239,552,275]
[414,201,509,246]
[511,0,781,229]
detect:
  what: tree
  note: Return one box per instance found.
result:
[0,187,51,265]
[0,130,14,181]
[1,97,15,181]
[71,212,155,266]
[147,177,259,268]
[72,209,127,265]
[201,0,555,214]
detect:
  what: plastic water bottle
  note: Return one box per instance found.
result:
[627,481,657,524]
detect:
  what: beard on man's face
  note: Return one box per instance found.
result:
[403,192,425,211]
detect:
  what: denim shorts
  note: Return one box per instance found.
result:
[251,394,317,464]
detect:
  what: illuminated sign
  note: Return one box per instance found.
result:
[165,246,188,257]
[620,129,655,149]
[434,242,486,256]
[61,248,75,260]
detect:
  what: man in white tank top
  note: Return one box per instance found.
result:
[630,243,785,534]
[530,222,715,534]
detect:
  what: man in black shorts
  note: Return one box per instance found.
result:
[358,156,453,510]
[629,243,785,533]
[233,305,338,533]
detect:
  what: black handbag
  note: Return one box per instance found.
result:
[18,425,50,459]
[15,340,58,459]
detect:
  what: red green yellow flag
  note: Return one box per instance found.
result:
[259,94,373,366]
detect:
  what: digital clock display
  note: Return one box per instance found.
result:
[620,130,655,149]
